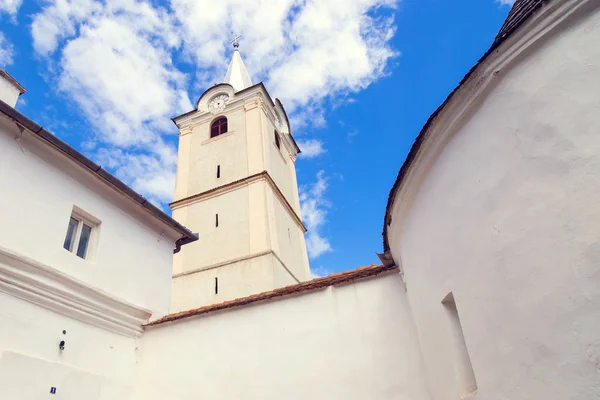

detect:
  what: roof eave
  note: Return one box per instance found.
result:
[0,99,198,247]
[0,70,26,95]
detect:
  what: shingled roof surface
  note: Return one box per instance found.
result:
[382,0,550,251]
[495,0,548,43]
[145,264,398,327]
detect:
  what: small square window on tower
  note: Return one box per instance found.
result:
[63,206,100,260]
[274,130,281,150]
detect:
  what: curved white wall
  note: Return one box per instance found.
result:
[388,8,600,400]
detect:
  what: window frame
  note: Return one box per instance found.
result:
[63,207,100,261]
[210,117,228,138]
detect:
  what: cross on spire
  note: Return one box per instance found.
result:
[231,34,242,49]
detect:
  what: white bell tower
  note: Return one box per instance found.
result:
[169,41,310,312]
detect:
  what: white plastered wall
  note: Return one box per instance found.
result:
[267,186,310,282]
[0,118,176,319]
[177,106,249,199]
[0,292,137,400]
[173,186,253,275]
[135,273,432,400]
[387,7,600,400]
[0,104,187,399]
[262,111,298,214]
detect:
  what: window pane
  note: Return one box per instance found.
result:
[211,117,227,138]
[63,217,79,251]
[76,223,92,259]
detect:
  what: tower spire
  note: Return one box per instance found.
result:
[224,34,253,92]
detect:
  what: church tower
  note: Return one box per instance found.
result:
[169,41,310,312]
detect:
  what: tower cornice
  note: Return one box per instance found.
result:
[173,82,299,158]
[170,170,307,233]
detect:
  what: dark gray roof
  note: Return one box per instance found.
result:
[0,99,198,252]
[383,0,550,251]
[495,0,548,43]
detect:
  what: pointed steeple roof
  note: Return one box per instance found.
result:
[223,39,253,92]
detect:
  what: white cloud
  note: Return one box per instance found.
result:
[300,170,333,259]
[347,129,359,143]
[31,0,101,56]
[310,266,332,279]
[297,139,326,159]
[56,14,188,146]
[30,0,397,206]
[31,0,190,203]
[267,0,397,110]
[0,32,13,66]
[288,105,327,132]
[95,143,177,205]
[0,0,19,58]
[0,0,22,16]
[496,0,515,5]
[172,0,397,112]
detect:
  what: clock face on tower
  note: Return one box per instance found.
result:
[208,94,229,114]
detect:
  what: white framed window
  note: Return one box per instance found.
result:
[63,207,100,260]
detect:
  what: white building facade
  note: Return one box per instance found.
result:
[0,0,599,399]
[0,71,197,399]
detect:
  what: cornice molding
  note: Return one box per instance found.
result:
[178,86,271,128]
[179,126,193,136]
[170,171,307,233]
[200,130,236,145]
[0,246,152,337]
[173,249,301,283]
[387,0,595,240]
[244,98,263,111]
[174,83,298,158]
[178,104,246,134]
[173,250,272,278]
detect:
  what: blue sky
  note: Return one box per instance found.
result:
[0,0,513,276]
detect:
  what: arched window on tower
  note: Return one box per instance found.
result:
[210,117,228,138]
